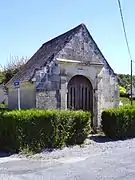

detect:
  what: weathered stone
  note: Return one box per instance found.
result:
[7,24,119,129]
[36,91,57,109]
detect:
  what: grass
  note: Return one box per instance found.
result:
[120,97,135,106]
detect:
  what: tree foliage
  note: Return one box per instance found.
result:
[0,56,28,85]
[117,74,135,91]
[119,86,127,97]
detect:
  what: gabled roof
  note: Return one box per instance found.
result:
[6,23,116,86]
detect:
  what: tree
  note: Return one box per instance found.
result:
[0,56,28,85]
[119,86,127,97]
[117,74,135,91]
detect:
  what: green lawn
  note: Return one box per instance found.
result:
[120,97,135,106]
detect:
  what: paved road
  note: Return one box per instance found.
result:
[0,146,135,180]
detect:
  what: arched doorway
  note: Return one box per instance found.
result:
[67,75,93,112]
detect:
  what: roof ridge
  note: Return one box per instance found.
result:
[82,26,116,77]
[6,24,85,86]
[41,23,84,47]
[6,23,117,86]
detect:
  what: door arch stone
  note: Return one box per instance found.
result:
[67,75,93,112]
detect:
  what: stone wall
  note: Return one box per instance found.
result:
[34,59,61,110]
[97,67,119,127]
[55,60,103,128]
[54,25,119,128]
[36,90,60,109]
[32,24,119,128]
[56,26,101,65]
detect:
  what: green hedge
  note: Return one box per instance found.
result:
[101,106,135,139]
[0,110,91,153]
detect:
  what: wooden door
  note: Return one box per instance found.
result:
[67,75,93,112]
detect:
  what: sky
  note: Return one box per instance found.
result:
[0,0,135,74]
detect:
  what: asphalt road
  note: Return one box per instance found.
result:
[0,146,135,180]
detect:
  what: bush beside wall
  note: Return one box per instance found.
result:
[0,110,91,153]
[101,106,135,139]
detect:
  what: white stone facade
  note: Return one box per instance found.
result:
[7,24,119,129]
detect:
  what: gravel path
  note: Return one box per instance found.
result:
[10,136,135,161]
[1,137,135,179]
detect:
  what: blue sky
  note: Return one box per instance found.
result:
[0,0,134,74]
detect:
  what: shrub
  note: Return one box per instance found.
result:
[119,86,128,97]
[101,106,135,139]
[0,110,91,153]
[0,104,8,111]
